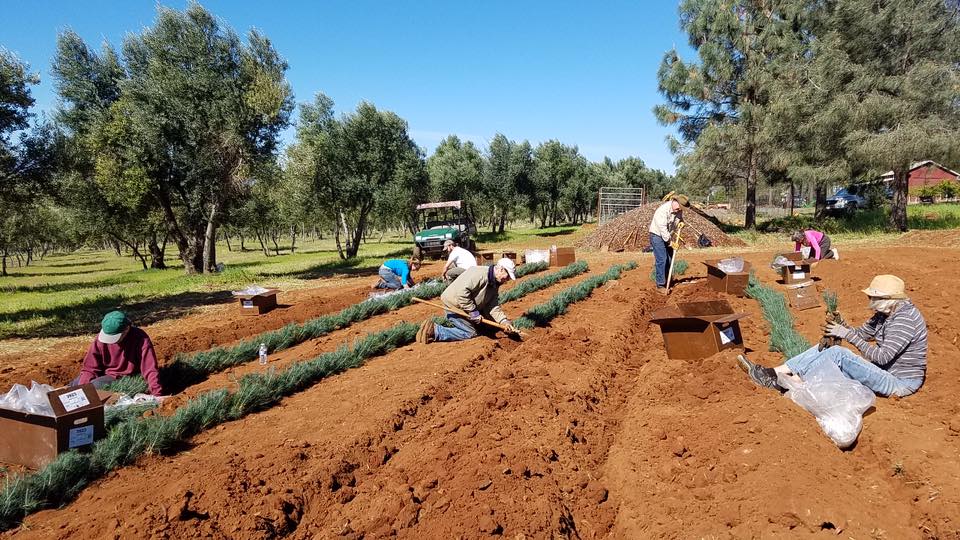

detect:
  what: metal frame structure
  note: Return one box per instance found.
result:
[597,186,646,225]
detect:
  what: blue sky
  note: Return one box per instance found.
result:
[1,1,693,173]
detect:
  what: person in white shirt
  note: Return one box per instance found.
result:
[441,240,477,282]
[648,195,688,294]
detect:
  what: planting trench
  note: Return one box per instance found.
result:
[4,247,960,538]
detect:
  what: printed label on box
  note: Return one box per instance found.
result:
[791,271,806,280]
[719,326,736,345]
[59,389,91,412]
[68,425,94,448]
[242,300,254,308]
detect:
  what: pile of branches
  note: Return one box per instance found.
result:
[745,273,811,359]
[0,260,594,530]
[515,262,638,329]
[576,203,745,252]
[107,261,553,395]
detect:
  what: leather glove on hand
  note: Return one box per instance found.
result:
[468,310,482,323]
[823,321,851,340]
[503,321,520,335]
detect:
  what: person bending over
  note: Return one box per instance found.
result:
[441,239,477,282]
[792,229,839,260]
[648,195,688,294]
[373,257,421,290]
[416,258,520,343]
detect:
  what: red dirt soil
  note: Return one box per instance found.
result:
[5,247,960,539]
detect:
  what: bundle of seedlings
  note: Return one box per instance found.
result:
[745,273,811,359]
[819,290,845,351]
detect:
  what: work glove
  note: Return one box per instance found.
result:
[503,321,520,335]
[822,321,851,340]
[468,310,482,323]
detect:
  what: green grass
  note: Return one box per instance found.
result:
[474,224,582,247]
[0,236,411,339]
[754,203,960,235]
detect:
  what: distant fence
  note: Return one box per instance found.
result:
[597,187,646,225]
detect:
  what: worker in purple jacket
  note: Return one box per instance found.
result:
[71,311,164,396]
[792,229,839,260]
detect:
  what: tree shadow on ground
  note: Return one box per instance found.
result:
[0,290,235,340]
[0,275,143,294]
[43,260,109,268]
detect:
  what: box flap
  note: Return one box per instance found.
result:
[702,259,753,275]
[711,312,750,324]
[47,384,103,417]
[651,300,739,323]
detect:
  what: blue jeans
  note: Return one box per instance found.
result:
[434,312,478,342]
[377,266,403,290]
[785,345,922,397]
[649,233,673,288]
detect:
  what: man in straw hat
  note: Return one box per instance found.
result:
[648,194,689,294]
[71,310,164,396]
[737,275,927,397]
[416,258,520,343]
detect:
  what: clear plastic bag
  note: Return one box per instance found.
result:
[0,381,56,416]
[232,285,270,296]
[717,256,745,273]
[778,360,875,448]
[770,255,793,270]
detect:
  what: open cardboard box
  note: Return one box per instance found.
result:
[549,247,576,267]
[0,384,105,469]
[236,288,279,316]
[787,282,820,311]
[702,259,753,297]
[778,252,816,285]
[650,300,749,360]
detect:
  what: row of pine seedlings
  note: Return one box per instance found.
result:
[0,259,637,530]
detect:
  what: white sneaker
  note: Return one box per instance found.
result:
[831,248,840,260]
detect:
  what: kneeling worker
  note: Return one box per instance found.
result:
[440,239,476,282]
[738,275,926,397]
[373,257,421,290]
[417,258,520,343]
[72,310,164,396]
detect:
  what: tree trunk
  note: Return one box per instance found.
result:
[203,202,220,274]
[814,184,827,219]
[156,188,201,274]
[890,168,909,232]
[1,250,6,277]
[224,230,233,252]
[111,234,148,270]
[271,230,280,256]
[744,150,758,229]
[336,210,350,260]
[789,181,795,216]
[255,229,270,257]
[289,225,297,253]
[149,232,167,269]
[239,231,246,251]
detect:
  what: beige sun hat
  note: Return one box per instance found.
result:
[861,275,907,299]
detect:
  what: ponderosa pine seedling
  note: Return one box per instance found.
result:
[819,290,844,351]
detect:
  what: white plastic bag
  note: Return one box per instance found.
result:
[778,360,875,448]
[0,381,56,416]
[108,393,163,410]
[717,256,745,273]
[770,255,792,270]
[232,285,270,296]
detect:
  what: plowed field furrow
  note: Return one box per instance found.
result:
[4,265,616,539]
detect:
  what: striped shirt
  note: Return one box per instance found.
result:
[847,300,927,383]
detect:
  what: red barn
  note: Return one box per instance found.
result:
[880,160,960,203]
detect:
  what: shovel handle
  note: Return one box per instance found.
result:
[411,297,526,337]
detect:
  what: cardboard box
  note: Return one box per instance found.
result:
[787,282,820,311]
[549,247,576,267]
[702,259,753,297]
[500,251,518,263]
[0,384,105,469]
[476,251,496,265]
[778,252,815,285]
[650,300,749,360]
[237,289,279,316]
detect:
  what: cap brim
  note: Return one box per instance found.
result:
[98,330,123,344]
[507,269,516,280]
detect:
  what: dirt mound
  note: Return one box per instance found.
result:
[577,203,745,251]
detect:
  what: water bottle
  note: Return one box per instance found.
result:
[258,343,268,365]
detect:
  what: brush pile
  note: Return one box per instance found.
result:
[577,203,745,251]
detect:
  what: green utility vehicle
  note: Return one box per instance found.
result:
[412,200,477,260]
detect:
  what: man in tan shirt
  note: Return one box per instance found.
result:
[649,195,688,293]
[417,258,520,343]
